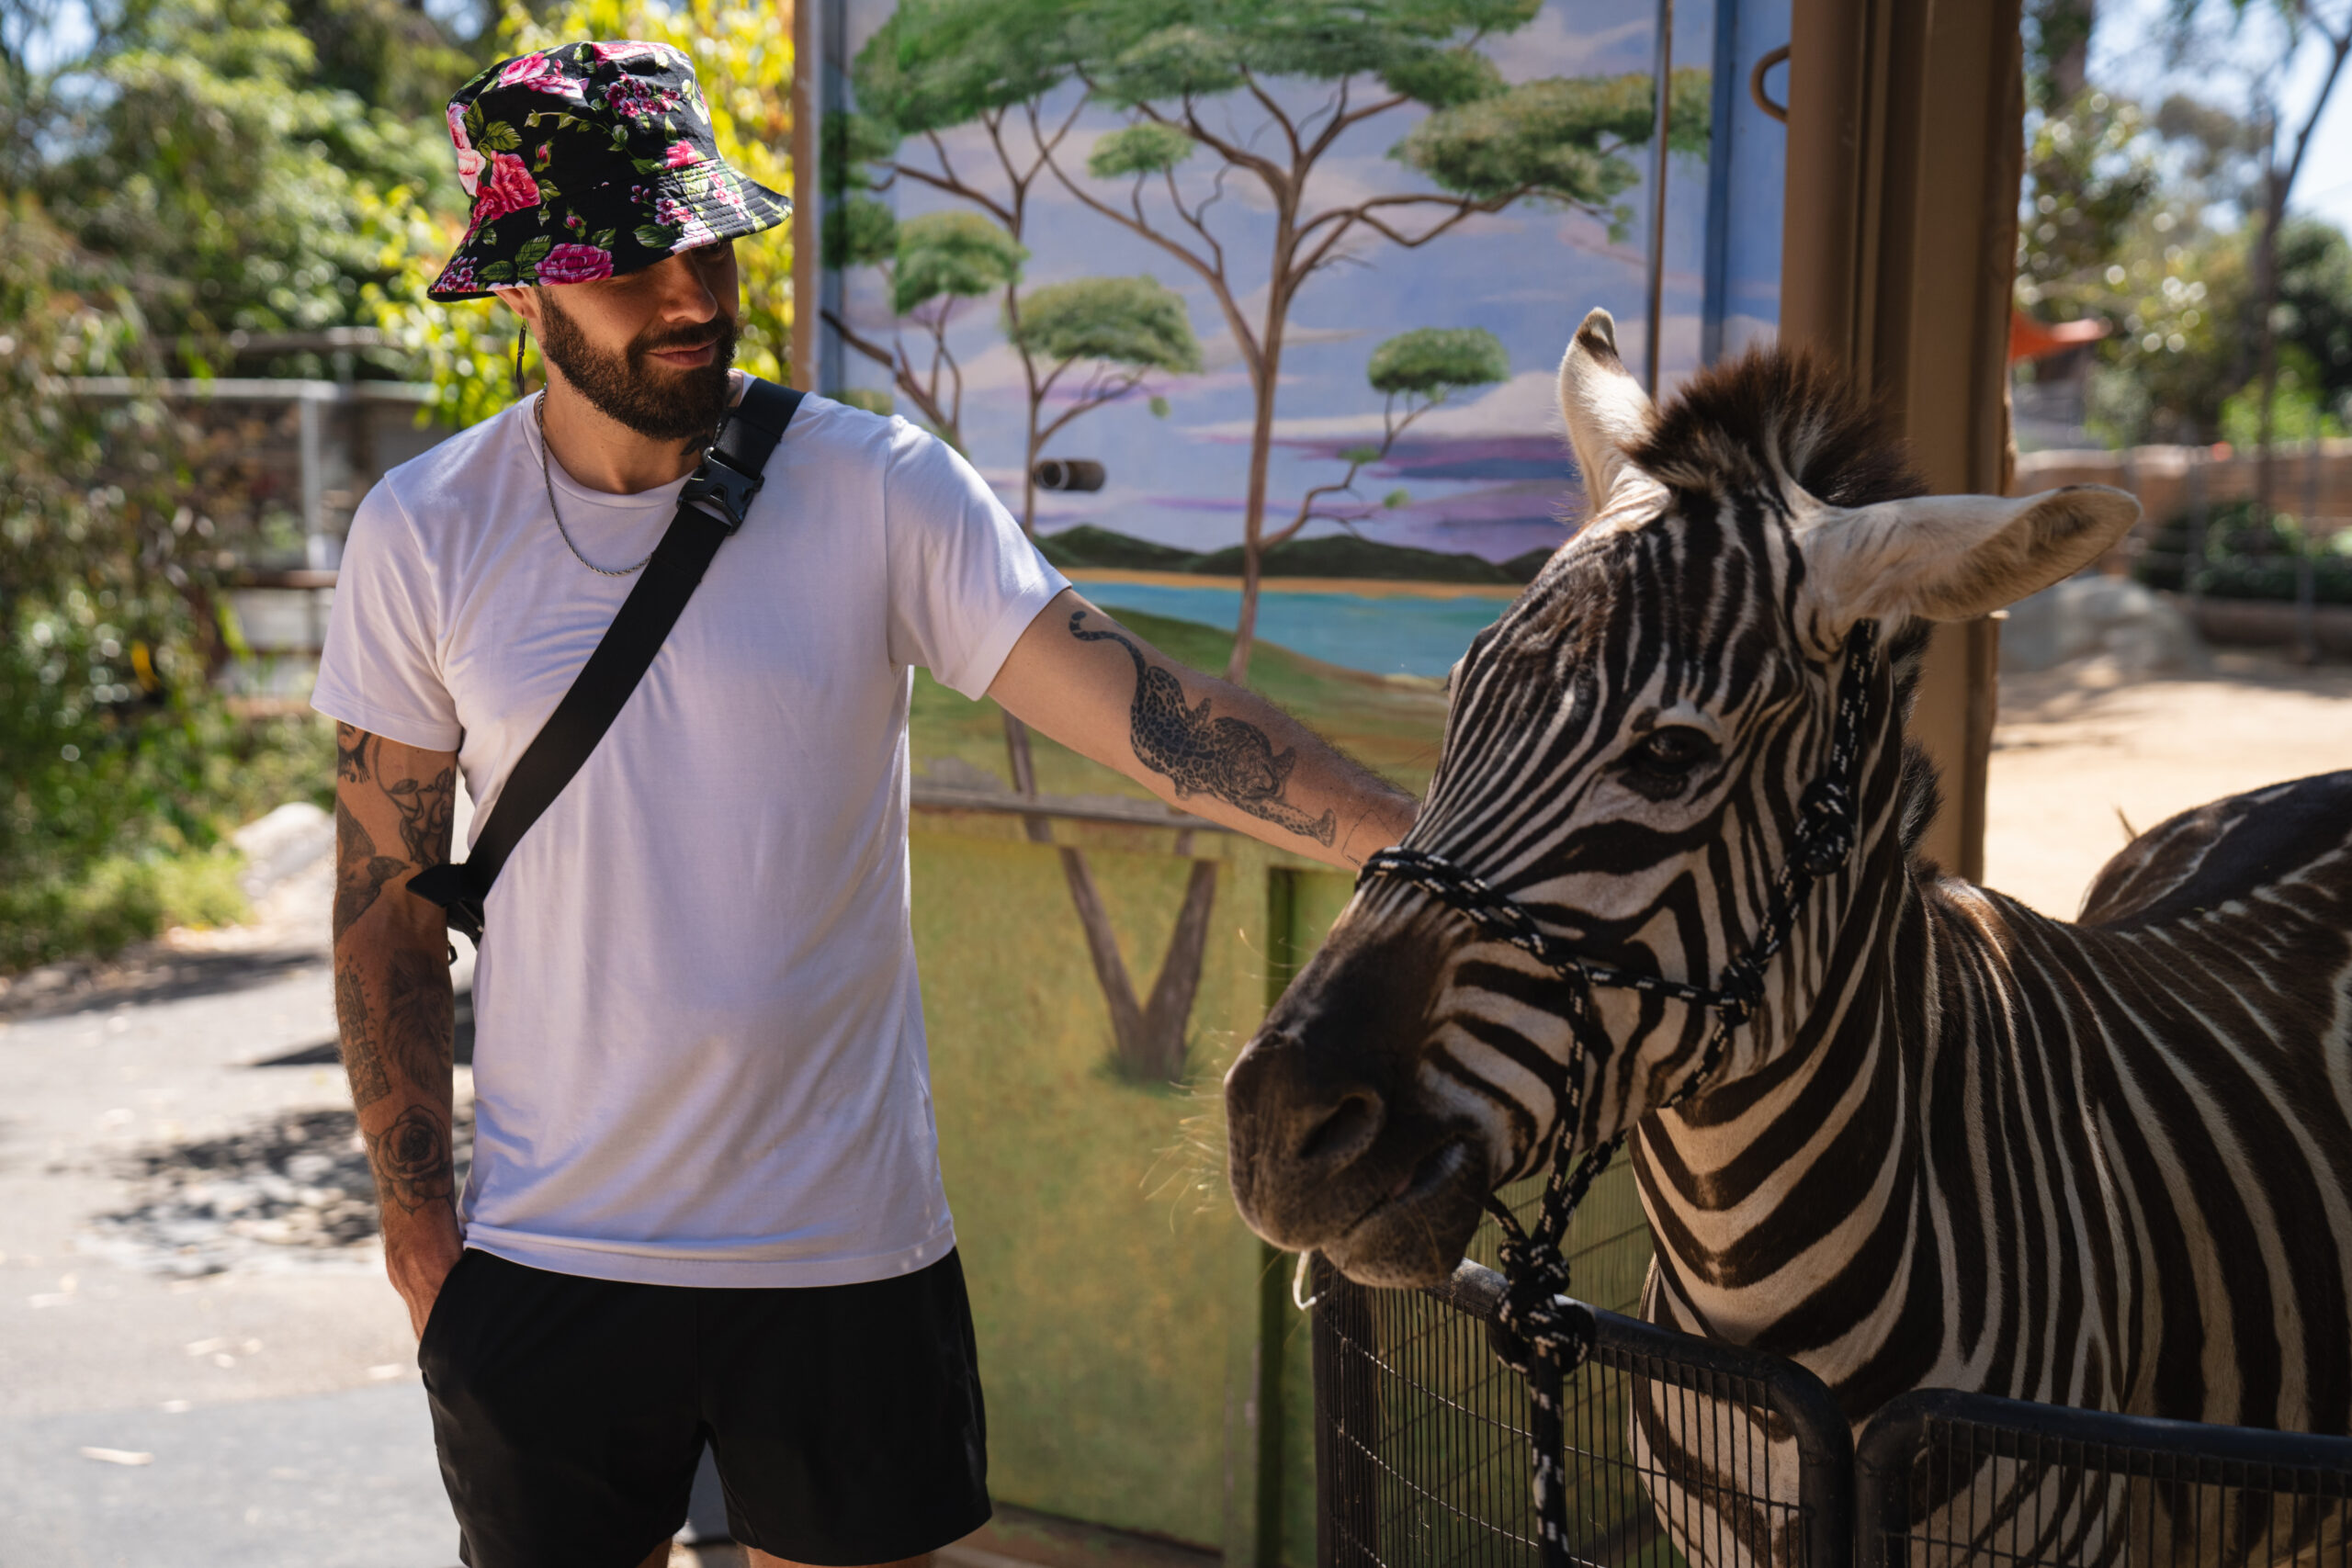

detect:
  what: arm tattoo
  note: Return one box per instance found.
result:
[1069,609,1337,847]
[333,962,392,1111]
[386,765,456,868]
[383,948,456,1084]
[334,723,373,784]
[334,800,408,944]
[366,1104,455,1215]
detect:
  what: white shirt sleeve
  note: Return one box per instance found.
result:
[880,419,1070,699]
[311,479,464,751]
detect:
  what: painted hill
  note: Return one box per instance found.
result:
[1036,524,1542,584]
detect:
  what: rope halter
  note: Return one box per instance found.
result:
[1348,619,1880,1568]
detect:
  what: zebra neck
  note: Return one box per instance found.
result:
[1628,828,1937,1377]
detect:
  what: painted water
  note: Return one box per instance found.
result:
[1082,579,1515,679]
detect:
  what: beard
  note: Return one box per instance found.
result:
[534,288,738,442]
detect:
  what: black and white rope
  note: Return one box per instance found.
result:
[1352,621,1879,1568]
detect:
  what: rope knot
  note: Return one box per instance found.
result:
[1491,1233,1597,1378]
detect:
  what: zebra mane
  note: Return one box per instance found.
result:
[1630,347,1928,510]
[1625,347,1951,864]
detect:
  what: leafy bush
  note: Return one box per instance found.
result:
[2132,495,2352,604]
[1,202,336,973]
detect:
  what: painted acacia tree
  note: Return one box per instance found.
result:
[824,206,1028,449]
[848,0,1705,680]
[1005,275,1199,527]
[1273,324,1508,546]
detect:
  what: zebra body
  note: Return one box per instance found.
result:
[1222,312,2352,1561]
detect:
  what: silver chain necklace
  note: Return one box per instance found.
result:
[536,393,655,578]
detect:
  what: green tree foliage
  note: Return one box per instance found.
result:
[17,0,447,366]
[895,210,1028,316]
[1395,67,1710,224]
[1366,324,1511,396]
[0,200,332,968]
[1005,274,1199,375]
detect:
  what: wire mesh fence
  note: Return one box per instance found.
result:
[1313,1161,1852,1568]
[1854,1389,2352,1568]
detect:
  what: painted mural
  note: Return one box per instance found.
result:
[817,0,1789,678]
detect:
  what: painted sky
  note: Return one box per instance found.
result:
[829,0,1790,564]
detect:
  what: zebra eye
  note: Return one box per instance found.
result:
[1628,726,1718,774]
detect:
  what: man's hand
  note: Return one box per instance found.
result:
[390,1208,467,1338]
[986,590,1419,869]
[333,723,466,1339]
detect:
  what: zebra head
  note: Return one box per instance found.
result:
[1224,309,2140,1288]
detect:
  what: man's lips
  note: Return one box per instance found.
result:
[645,338,718,367]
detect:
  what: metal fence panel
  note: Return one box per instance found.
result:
[1855,1388,2352,1568]
[1313,1173,1853,1568]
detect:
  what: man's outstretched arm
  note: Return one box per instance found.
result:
[332,723,463,1337]
[987,589,1419,869]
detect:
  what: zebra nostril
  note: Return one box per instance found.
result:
[1294,1089,1384,1169]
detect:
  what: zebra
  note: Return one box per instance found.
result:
[1222,310,2352,1563]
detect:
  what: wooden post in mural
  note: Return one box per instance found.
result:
[1780,0,2025,880]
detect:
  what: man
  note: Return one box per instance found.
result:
[318,40,1418,1568]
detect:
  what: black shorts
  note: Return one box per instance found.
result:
[419,1247,989,1568]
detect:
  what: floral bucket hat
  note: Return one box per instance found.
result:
[428,40,789,301]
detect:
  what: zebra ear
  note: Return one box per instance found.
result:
[1794,484,2143,629]
[1557,309,1659,516]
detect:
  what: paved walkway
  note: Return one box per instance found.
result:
[0,858,467,1565]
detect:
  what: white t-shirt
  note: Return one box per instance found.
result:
[311,392,1069,1287]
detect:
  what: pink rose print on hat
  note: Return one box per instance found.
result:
[673,214,718,252]
[593,39,676,63]
[493,51,582,99]
[447,104,484,196]
[654,195,693,229]
[664,141,699,169]
[435,255,481,294]
[537,243,615,285]
[472,152,540,222]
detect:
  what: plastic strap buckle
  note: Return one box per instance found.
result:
[678,446,764,534]
[406,863,486,947]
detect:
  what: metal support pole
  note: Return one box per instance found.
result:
[1645,0,1675,396]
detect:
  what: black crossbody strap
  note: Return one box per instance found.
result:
[407,379,803,943]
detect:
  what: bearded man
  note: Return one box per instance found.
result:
[316,40,1418,1568]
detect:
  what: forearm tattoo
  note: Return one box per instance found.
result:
[334,801,407,944]
[366,1104,455,1215]
[334,960,392,1111]
[1069,609,1337,847]
[384,948,456,1083]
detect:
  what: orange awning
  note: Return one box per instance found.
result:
[2010,310,2110,365]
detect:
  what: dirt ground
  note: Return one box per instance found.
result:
[1983,649,2352,919]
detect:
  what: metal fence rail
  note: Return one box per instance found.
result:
[1314,1175,1853,1568]
[1855,1389,2352,1568]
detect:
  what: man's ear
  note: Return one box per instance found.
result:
[1793,484,2143,631]
[1555,308,1661,518]
[491,284,540,333]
